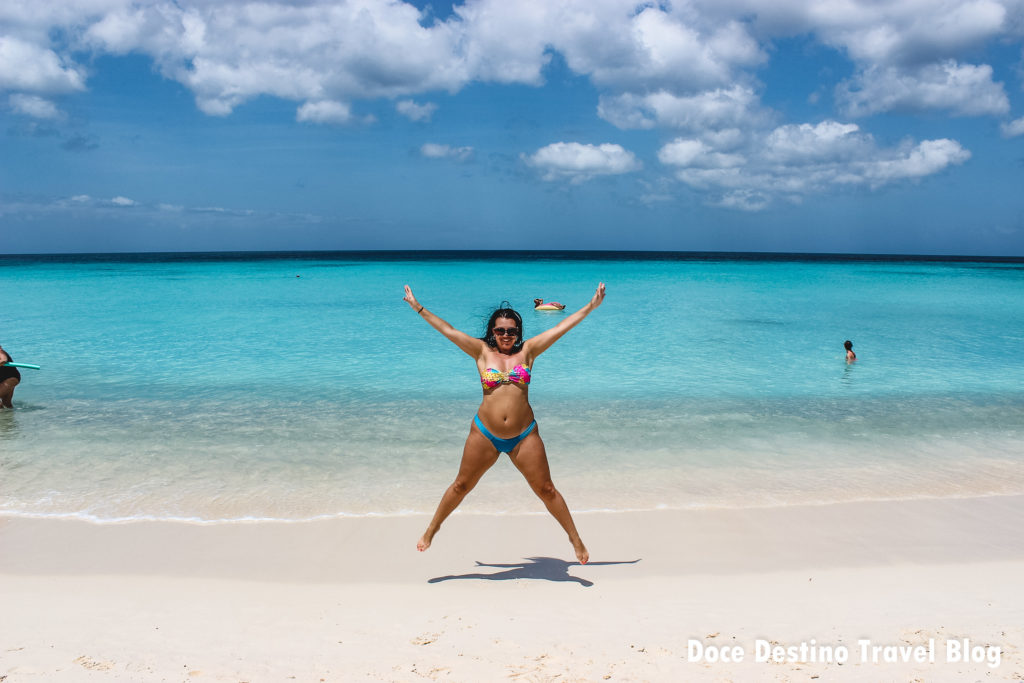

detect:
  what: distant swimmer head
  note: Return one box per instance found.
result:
[534,298,544,306]
[483,302,524,354]
[844,340,853,351]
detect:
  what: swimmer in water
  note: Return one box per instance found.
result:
[844,340,856,363]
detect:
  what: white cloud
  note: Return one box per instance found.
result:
[396,99,438,122]
[0,36,86,93]
[596,93,658,130]
[864,138,972,182]
[420,143,473,161]
[699,0,1008,65]
[451,0,760,92]
[523,142,641,183]
[835,0,1006,65]
[9,93,63,119]
[448,0,552,85]
[598,86,771,133]
[57,194,141,208]
[562,7,764,91]
[296,100,354,125]
[809,2,1005,69]
[713,189,772,212]
[691,1,1013,119]
[838,61,1009,117]
[658,120,971,209]
[762,121,867,164]
[81,1,468,116]
[192,205,255,216]
[1001,116,1024,136]
[658,139,745,168]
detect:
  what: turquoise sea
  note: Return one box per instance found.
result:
[1,251,1023,522]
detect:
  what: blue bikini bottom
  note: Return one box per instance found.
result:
[474,414,536,453]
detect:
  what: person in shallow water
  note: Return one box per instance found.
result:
[0,344,21,409]
[844,339,857,363]
[533,298,566,309]
[403,283,606,564]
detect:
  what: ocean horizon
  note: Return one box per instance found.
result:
[3,249,1024,262]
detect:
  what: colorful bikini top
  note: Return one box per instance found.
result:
[480,364,532,389]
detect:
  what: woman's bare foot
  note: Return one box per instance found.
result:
[417,529,435,552]
[573,540,589,565]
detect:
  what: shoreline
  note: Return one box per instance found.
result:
[3,488,1023,526]
[2,495,1024,680]
[1,487,1023,521]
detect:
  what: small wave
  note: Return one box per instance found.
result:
[3,491,1022,525]
[0,509,428,526]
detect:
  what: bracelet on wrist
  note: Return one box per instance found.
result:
[417,305,424,314]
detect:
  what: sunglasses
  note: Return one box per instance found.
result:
[493,327,519,337]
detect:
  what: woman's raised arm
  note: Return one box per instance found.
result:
[523,282,605,360]
[404,285,484,358]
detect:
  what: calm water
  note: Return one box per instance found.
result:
[1,251,1022,522]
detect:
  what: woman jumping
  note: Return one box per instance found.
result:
[403,283,606,564]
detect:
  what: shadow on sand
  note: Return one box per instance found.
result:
[428,556,641,588]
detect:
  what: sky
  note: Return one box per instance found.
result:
[2,0,1024,255]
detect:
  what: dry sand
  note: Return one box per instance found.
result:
[2,495,1023,681]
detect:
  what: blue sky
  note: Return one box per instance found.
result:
[2,0,1024,255]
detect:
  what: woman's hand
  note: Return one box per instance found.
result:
[403,286,482,357]
[403,285,421,311]
[522,282,605,358]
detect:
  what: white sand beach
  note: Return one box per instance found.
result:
[2,495,1023,681]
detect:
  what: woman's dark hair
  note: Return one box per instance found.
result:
[844,340,853,351]
[482,301,524,352]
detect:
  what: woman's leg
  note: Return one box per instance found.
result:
[0,378,18,409]
[508,428,589,564]
[417,423,499,552]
